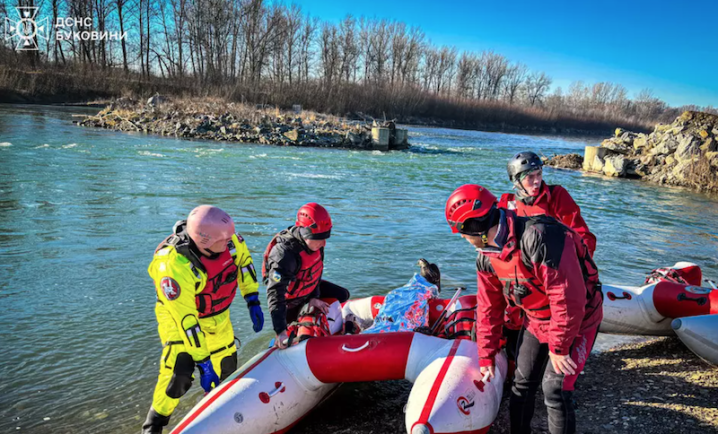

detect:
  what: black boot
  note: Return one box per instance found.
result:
[142,408,171,434]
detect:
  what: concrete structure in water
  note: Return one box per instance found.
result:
[583,146,608,172]
[372,126,410,151]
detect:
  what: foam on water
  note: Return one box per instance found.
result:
[138,151,164,158]
[284,172,341,179]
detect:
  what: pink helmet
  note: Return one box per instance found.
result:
[186,205,235,249]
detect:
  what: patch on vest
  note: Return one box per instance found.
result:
[271,270,282,283]
[160,277,181,300]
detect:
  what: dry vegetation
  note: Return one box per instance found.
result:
[2,0,716,134]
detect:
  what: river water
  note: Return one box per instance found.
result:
[1,104,717,433]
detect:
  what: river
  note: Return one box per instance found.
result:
[1,104,716,433]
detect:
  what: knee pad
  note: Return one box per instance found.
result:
[166,352,194,399]
[219,352,237,381]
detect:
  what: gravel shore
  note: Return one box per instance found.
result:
[293,336,718,434]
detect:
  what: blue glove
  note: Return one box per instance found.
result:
[196,359,220,393]
[245,293,264,333]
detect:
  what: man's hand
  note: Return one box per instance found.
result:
[245,293,264,333]
[196,359,220,393]
[549,351,577,376]
[308,298,329,314]
[480,364,495,379]
[275,330,289,349]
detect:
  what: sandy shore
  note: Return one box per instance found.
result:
[292,336,718,434]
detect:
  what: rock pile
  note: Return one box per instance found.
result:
[78,97,410,150]
[546,111,718,193]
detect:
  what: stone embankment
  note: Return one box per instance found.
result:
[77,96,410,151]
[545,111,718,193]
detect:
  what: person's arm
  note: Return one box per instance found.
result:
[149,250,210,363]
[550,185,597,256]
[265,244,299,335]
[232,234,259,297]
[475,254,508,372]
[232,234,263,332]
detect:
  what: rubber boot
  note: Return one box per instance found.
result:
[142,407,171,434]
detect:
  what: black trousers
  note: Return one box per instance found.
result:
[509,328,572,434]
[286,280,350,323]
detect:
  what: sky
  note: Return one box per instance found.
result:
[295,0,718,108]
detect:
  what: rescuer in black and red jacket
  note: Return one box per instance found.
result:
[262,203,350,349]
[445,184,603,434]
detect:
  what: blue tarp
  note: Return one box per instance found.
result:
[362,274,439,334]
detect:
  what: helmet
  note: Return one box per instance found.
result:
[296,203,332,240]
[445,184,497,234]
[507,151,543,182]
[186,205,235,248]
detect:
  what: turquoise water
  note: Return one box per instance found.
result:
[1,104,717,433]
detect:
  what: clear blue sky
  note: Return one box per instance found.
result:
[295,0,718,108]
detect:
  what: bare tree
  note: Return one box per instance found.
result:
[501,63,527,104]
[524,71,552,106]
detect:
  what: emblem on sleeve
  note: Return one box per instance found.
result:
[160,277,181,300]
[271,270,282,283]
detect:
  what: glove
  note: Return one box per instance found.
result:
[196,359,220,393]
[245,293,264,333]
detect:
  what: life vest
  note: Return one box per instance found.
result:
[488,215,600,322]
[286,304,331,345]
[262,231,324,300]
[645,264,703,287]
[489,250,551,320]
[498,186,555,217]
[498,193,517,211]
[437,295,477,340]
[156,223,239,318]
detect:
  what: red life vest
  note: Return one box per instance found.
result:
[286,304,331,345]
[262,232,324,300]
[156,225,239,318]
[498,193,517,211]
[194,246,239,318]
[437,295,478,340]
[489,215,600,323]
[489,251,551,320]
[498,188,554,217]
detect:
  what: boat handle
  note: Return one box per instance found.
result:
[268,382,285,398]
[481,371,491,383]
[341,341,370,352]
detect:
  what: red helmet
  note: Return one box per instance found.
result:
[296,203,332,240]
[445,184,497,234]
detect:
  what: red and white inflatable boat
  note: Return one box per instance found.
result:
[171,295,507,434]
[600,262,717,336]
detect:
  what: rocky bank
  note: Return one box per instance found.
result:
[545,111,718,193]
[77,96,409,150]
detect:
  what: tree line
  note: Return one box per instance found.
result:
[1,0,715,130]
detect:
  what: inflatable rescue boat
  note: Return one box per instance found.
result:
[172,285,507,434]
[600,262,717,336]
